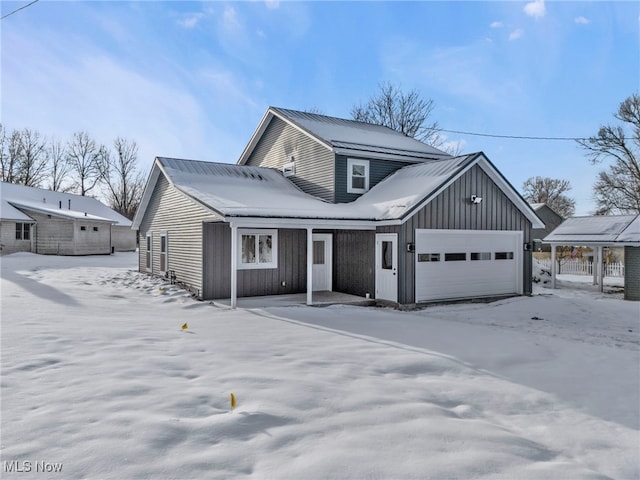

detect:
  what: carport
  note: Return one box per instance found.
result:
[544,214,640,300]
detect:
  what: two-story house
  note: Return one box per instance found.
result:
[132,107,544,307]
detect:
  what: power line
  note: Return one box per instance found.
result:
[1,0,40,20]
[438,128,590,142]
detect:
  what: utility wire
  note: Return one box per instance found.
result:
[1,0,40,20]
[438,128,590,142]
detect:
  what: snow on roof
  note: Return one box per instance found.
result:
[350,154,476,220]
[159,155,478,222]
[0,182,132,226]
[271,107,451,159]
[617,215,640,242]
[159,158,360,219]
[544,215,640,244]
[530,203,545,210]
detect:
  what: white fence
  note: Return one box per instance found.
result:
[537,259,625,277]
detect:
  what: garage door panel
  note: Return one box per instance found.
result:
[415,229,521,302]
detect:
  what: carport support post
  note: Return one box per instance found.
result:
[551,244,557,289]
[597,245,604,293]
[230,224,237,308]
[592,247,599,285]
[306,227,313,306]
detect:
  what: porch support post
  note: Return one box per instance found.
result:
[550,244,557,289]
[230,223,238,308]
[597,245,604,293]
[592,247,599,285]
[306,227,313,306]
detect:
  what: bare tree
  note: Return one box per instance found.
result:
[0,124,10,182]
[522,176,576,218]
[16,128,48,187]
[1,128,23,183]
[351,81,443,148]
[67,131,103,196]
[47,137,70,192]
[99,137,145,219]
[577,93,640,215]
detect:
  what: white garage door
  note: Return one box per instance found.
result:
[415,229,522,302]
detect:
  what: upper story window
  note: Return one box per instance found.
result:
[239,229,277,269]
[347,158,370,194]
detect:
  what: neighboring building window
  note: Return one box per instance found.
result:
[347,158,370,194]
[15,223,30,240]
[93,226,99,232]
[159,233,168,273]
[80,226,87,231]
[238,229,277,269]
[146,233,152,272]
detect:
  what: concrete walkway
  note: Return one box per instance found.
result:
[212,291,375,309]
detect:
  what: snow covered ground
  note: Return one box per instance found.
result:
[1,252,638,479]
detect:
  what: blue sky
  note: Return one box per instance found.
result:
[2,1,638,214]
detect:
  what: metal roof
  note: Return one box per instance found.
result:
[544,214,640,245]
[238,107,451,165]
[273,107,449,158]
[132,153,544,230]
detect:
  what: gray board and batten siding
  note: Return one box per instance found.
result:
[138,174,218,296]
[202,223,308,300]
[333,230,375,297]
[377,164,533,305]
[624,246,640,301]
[202,224,375,300]
[243,116,336,203]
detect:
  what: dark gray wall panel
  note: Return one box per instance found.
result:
[335,155,412,203]
[398,164,533,304]
[333,230,375,297]
[202,224,307,300]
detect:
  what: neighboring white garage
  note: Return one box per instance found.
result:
[415,229,523,302]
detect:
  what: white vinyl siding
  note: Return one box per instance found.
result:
[138,175,218,295]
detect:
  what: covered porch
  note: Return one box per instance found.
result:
[203,217,385,307]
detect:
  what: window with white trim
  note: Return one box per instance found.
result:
[238,229,277,269]
[159,233,168,273]
[15,223,30,240]
[145,233,152,272]
[347,158,370,194]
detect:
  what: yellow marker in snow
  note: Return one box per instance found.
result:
[181,323,188,330]
[230,392,237,409]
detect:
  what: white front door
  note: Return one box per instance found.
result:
[375,233,398,302]
[312,234,332,291]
